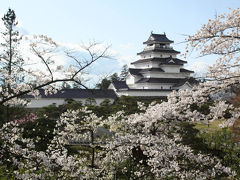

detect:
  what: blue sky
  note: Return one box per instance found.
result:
[1,0,240,86]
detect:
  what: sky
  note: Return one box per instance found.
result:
[0,0,240,86]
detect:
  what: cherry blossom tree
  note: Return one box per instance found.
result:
[186,8,240,92]
[1,105,235,179]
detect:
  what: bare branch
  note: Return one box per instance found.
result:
[31,46,54,81]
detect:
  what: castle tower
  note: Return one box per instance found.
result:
[109,33,194,97]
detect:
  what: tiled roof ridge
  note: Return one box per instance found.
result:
[143,33,174,44]
[137,49,180,55]
[131,57,187,65]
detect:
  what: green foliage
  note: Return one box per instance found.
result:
[200,128,240,176]
[36,103,61,119]
[0,165,15,179]
[96,78,111,89]
[0,105,7,126]
[99,98,111,106]
[110,73,120,82]
[35,96,162,121]
[119,64,128,81]
[115,157,154,180]
[59,99,83,111]
[21,117,56,151]
[87,99,112,118]
[85,97,97,106]
[0,105,26,126]
[112,96,141,115]
[179,122,240,177]
[190,102,213,115]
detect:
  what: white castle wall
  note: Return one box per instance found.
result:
[142,72,188,79]
[133,83,173,89]
[26,98,115,108]
[116,90,171,97]
[161,65,180,73]
[140,53,176,59]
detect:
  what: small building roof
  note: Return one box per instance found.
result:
[111,81,129,90]
[25,89,118,99]
[143,33,174,44]
[129,68,143,76]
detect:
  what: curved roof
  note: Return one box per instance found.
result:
[131,57,187,65]
[143,33,174,44]
[136,78,188,84]
[140,68,164,72]
[129,68,164,76]
[129,68,143,76]
[137,49,180,55]
[180,68,194,73]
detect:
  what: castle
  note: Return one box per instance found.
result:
[109,32,194,97]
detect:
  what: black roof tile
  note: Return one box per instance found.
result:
[180,68,194,73]
[173,81,187,88]
[137,49,180,55]
[129,68,165,76]
[129,68,143,76]
[131,57,187,65]
[112,81,129,90]
[26,89,118,99]
[124,89,173,92]
[140,68,164,72]
[136,78,187,84]
[143,33,174,44]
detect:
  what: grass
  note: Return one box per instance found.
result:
[194,119,228,132]
[194,119,240,143]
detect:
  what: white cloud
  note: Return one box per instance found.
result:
[83,73,103,88]
[116,55,137,67]
[119,43,135,50]
[58,42,86,52]
[186,61,209,77]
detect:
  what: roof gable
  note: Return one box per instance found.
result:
[168,59,175,63]
[173,81,193,89]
